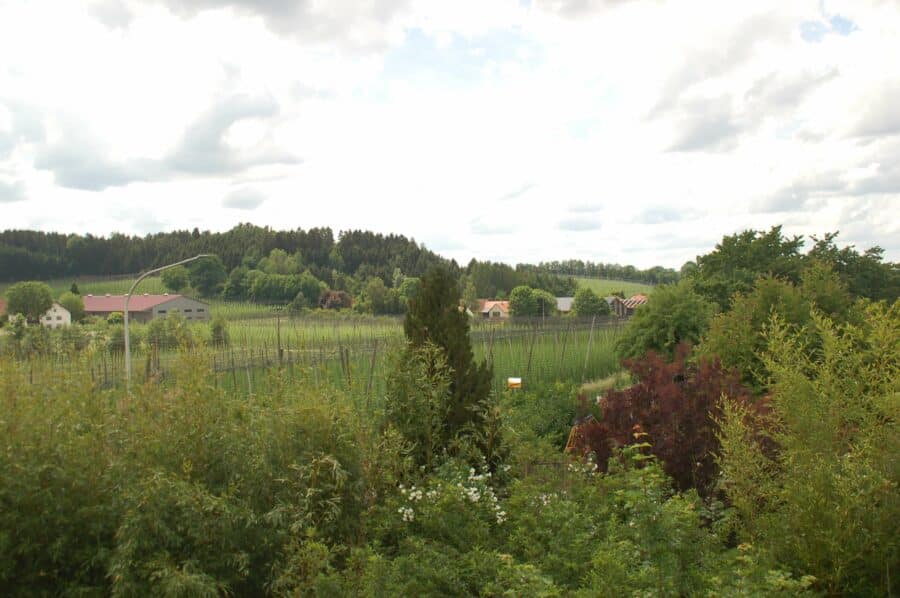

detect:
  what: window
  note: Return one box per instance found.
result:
[197,308,205,313]
[158,310,167,314]
[56,316,62,321]
[45,316,52,321]
[184,309,193,313]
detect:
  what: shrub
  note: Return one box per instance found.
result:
[58,291,85,322]
[403,266,502,470]
[717,303,899,595]
[0,351,366,595]
[616,280,715,360]
[572,287,610,317]
[576,343,755,496]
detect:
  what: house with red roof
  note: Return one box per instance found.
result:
[0,298,6,319]
[479,300,510,319]
[83,294,210,323]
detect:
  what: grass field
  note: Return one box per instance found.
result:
[0,275,169,297]
[3,274,627,394]
[574,277,654,297]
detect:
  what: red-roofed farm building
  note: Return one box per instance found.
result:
[83,294,210,323]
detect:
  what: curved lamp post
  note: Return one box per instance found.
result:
[124,254,213,392]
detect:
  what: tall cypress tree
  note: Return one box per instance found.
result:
[404,266,493,439]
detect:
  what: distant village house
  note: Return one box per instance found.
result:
[41,302,72,329]
[83,294,210,323]
[479,300,510,319]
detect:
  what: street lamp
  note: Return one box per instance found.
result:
[124,254,213,392]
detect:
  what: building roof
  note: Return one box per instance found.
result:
[0,298,6,315]
[556,296,574,312]
[479,300,510,314]
[622,294,649,309]
[46,302,70,315]
[82,294,201,313]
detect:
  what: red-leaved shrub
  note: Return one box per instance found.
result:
[576,343,757,496]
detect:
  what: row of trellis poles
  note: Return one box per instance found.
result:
[10,314,626,396]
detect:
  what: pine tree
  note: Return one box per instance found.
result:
[403,266,494,446]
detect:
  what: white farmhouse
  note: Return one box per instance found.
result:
[41,302,71,329]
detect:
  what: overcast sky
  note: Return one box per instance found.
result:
[1,0,898,269]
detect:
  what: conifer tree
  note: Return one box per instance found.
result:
[403,266,494,444]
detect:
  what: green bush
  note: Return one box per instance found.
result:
[717,302,899,595]
[616,279,715,361]
[0,352,366,595]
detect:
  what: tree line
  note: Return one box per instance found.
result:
[523,259,680,285]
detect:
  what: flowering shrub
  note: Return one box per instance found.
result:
[374,461,509,554]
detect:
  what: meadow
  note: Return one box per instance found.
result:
[2,274,629,395]
[574,276,653,297]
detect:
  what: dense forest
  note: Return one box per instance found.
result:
[0,225,447,285]
[0,225,575,309]
[2,225,897,312]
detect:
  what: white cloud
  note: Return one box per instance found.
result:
[0,0,897,268]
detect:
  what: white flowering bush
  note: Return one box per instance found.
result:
[375,460,510,554]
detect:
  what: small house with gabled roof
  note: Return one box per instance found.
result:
[479,300,510,319]
[41,302,71,329]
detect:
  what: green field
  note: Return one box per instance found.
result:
[2,274,625,394]
[0,275,169,297]
[574,277,654,297]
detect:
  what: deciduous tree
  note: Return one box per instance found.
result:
[572,287,610,317]
[188,256,227,297]
[58,291,85,322]
[5,281,54,322]
[616,280,714,360]
[161,265,190,293]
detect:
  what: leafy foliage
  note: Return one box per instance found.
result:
[5,280,54,321]
[807,231,900,302]
[576,344,755,496]
[689,227,898,309]
[717,303,899,595]
[701,266,858,392]
[509,285,557,317]
[187,256,227,297]
[572,286,610,317]
[161,265,190,293]
[403,266,501,469]
[616,279,715,360]
[700,276,811,391]
[0,353,366,596]
[58,290,85,322]
[690,226,805,310]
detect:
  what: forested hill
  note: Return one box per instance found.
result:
[0,225,451,284]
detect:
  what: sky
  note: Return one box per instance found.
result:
[0,0,898,269]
